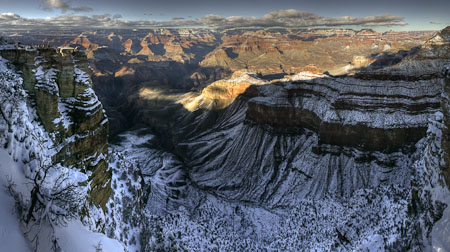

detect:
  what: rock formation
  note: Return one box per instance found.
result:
[1,25,448,250]
[172,69,440,206]
[0,45,111,209]
[171,27,449,206]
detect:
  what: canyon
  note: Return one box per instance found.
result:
[0,26,449,251]
[1,28,435,135]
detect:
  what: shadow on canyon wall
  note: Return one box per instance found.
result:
[91,59,231,140]
[367,46,422,69]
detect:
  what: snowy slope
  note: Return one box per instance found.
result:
[0,149,33,252]
[0,150,124,252]
[433,206,450,252]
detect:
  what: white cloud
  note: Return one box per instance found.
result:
[0,10,408,30]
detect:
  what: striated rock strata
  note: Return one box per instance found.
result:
[175,70,441,206]
[245,72,441,152]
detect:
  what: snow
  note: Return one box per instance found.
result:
[1,36,449,251]
[0,55,125,252]
[433,206,450,252]
[358,234,385,251]
[0,150,121,252]
[108,128,426,251]
[250,75,441,129]
[0,149,33,252]
[33,65,60,95]
[74,66,91,85]
[54,221,124,252]
[54,100,73,129]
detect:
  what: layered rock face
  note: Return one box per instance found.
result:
[180,71,268,111]
[442,65,450,187]
[246,72,440,152]
[0,46,111,209]
[175,70,441,206]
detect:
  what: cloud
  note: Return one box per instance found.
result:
[41,0,93,13]
[190,10,407,28]
[430,21,441,25]
[0,9,407,30]
[113,14,123,19]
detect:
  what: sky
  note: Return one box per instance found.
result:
[0,0,449,31]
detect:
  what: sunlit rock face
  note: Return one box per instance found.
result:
[0,46,111,209]
[180,71,268,111]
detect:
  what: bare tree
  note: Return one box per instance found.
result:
[6,160,86,251]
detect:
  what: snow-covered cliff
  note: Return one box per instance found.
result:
[0,43,118,251]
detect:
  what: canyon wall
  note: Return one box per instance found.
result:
[0,46,111,209]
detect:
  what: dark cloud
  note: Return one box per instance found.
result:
[0,9,407,30]
[41,0,93,13]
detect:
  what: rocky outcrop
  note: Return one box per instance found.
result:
[0,45,111,209]
[159,27,450,215]
[3,28,436,137]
